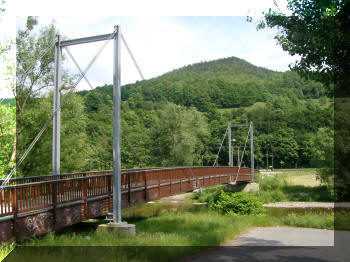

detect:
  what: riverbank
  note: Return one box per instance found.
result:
[2,169,348,261]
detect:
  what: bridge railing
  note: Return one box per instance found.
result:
[0,167,164,186]
[0,166,256,242]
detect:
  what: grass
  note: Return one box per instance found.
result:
[190,185,225,203]
[277,169,321,187]
[0,243,15,261]
[3,206,347,261]
[4,211,279,262]
[20,211,278,247]
[2,168,346,261]
[282,212,334,229]
[254,169,334,203]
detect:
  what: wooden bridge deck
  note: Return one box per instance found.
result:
[0,166,255,242]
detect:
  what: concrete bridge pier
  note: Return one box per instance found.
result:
[226,182,259,193]
[97,222,136,237]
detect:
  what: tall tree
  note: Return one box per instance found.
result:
[258,0,350,200]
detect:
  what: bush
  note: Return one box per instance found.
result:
[259,175,287,191]
[209,191,265,215]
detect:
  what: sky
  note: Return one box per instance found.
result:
[0,0,296,98]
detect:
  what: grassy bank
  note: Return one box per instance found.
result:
[254,169,334,203]
[2,204,341,261]
[1,169,344,261]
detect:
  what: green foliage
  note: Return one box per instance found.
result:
[258,0,346,88]
[0,104,15,177]
[13,28,332,175]
[209,190,265,215]
[258,175,287,191]
[335,210,350,231]
[255,175,286,203]
[282,213,334,230]
[0,242,15,261]
[17,93,92,176]
[191,185,225,203]
[254,171,334,203]
[21,210,279,249]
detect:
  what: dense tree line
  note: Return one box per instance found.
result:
[0,17,333,178]
[9,56,333,177]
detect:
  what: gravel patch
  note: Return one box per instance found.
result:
[264,201,350,209]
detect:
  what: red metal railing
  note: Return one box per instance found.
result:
[0,166,256,242]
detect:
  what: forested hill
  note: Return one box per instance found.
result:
[13,56,332,177]
[84,56,326,112]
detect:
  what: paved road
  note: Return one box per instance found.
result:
[183,227,350,262]
[227,227,334,246]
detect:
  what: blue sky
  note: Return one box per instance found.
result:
[1,0,296,97]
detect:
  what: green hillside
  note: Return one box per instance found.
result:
[120,56,326,111]
[13,56,333,177]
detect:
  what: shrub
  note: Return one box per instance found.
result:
[259,175,287,191]
[209,191,265,215]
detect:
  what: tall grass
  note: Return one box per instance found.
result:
[22,211,279,247]
[282,213,334,229]
[4,205,347,261]
[254,173,334,203]
[0,242,15,261]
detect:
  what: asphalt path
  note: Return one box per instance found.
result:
[183,227,350,262]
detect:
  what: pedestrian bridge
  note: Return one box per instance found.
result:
[0,166,255,242]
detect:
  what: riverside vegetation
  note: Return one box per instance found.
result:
[2,170,348,262]
[0,13,339,261]
[1,17,333,179]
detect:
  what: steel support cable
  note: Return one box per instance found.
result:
[233,127,250,183]
[121,34,145,80]
[121,33,198,183]
[0,29,118,191]
[64,47,147,167]
[212,125,229,167]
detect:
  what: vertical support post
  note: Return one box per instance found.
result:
[113,25,122,223]
[250,121,254,182]
[228,124,232,166]
[52,182,57,229]
[143,171,148,202]
[107,175,111,211]
[82,178,88,219]
[53,35,61,176]
[266,151,269,170]
[271,154,274,170]
[237,147,240,166]
[127,174,131,206]
[12,188,18,241]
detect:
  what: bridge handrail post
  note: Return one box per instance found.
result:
[143,171,148,202]
[107,175,112,212]
[157,170,160,198]
[169,170,172,194]
[127,173,131,205]
[52,182,57,230]
[12,187,18,241]
[82,178,88,219]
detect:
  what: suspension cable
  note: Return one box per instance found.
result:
[121,33,200,183]
[0,28,117,191]
[212,124,229,167]
[233,126,250,183]
[64,47,146,167]
[121,34,145,80]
